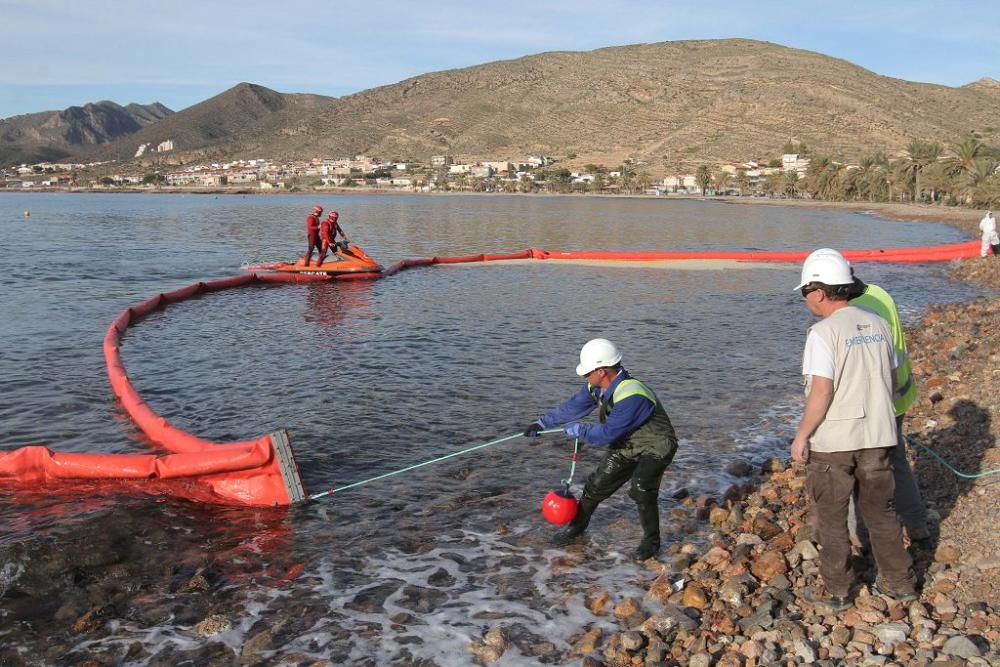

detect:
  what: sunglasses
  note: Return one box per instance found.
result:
[800,285,820,298]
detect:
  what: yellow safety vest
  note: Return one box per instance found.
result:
[851,284,917,416]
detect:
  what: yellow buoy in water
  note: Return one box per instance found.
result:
[24,210,30,217]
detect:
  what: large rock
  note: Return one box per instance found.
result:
[572,627,602,656]
[750,550,787,582]
[941,635,986,658]
[681,584,709,610]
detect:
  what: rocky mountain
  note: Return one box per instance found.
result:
[0,101,172,166]
[23,40,1000,173]
[281,38,998,173]
[83,83,336,166]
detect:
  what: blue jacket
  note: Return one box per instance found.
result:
[538,369,655,447]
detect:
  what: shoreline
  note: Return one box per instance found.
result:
[570,211,999,663]
[719,197,987,243]
[4,188,990,234]
[4,189,999,663]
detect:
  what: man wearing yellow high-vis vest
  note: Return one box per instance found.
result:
[522,339,678,561]
[812,249,930,543]
[848,270,930,542]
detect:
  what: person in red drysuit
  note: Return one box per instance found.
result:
[304,205,323,266]
[317,210,351,266]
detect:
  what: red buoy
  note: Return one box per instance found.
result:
[542,489,578,525]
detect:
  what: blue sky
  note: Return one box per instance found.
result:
[3,0,999,119]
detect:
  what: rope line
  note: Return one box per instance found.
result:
[306,428,999,502]
[561,439,580,489]
[308,428,564,501]
[907,435,1000,480]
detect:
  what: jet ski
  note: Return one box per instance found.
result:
[242,244,383,275]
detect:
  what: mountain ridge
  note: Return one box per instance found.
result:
[82,82,336,166]
[0,101,173,166]
[10,39,1000,173]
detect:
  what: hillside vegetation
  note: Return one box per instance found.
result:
[30,40,1000,174]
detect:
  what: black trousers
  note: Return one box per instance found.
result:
[581,449,670,508]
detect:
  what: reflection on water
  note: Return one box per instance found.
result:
[0,193,982,664]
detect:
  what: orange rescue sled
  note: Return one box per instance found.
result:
[243,244,382,275]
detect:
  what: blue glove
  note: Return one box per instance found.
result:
[565,422,585,440]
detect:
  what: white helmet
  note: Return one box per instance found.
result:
[793,249,853,291]
[576,338,622,376]
[803,247,847,264]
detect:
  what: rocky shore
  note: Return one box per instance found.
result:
[2,201,997,666]
[509,214,999,666]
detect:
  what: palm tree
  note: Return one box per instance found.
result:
[636,171,653,194]
[782,171,800,198]
[962,158,999,203]
[696,165,712,195]
[713,170,731,196]
[972,173,1000,208]
[857,153,890,202]
[763,172,784,197]
[898,140,943,202]
[920,162,951,203]
[735,172,750,197]
[835,166,863,201]
[591,172,606,194]
[802,154,842,199]
[943,136,983,177]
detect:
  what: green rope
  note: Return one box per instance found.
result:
[907,435,1000,480]
[308,428,565,501]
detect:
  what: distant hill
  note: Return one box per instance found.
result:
[0,101,172,166]
[963,77,1000,98]
[280,39,1000,173]
[33,40,1000,173]
[82,83,336,166]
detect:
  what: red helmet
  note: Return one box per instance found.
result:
[312,205,323,214]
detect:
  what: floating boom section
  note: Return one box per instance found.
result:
[0,273,318,506]
[523,240,982,264]
[358,241,983,278]
[0,238,983,507]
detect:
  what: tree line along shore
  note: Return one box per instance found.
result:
[5,135,1000,212]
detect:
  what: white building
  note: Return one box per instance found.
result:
[662,175,699,194]
[481,161,513,175]
[782,154,810,177]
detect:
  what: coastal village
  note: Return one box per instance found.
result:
[0,148,813,196]
[5,143,997,210]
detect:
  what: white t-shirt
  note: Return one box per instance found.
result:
[802,330,836,380]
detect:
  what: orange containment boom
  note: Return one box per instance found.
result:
[1,273,312,507]
[527,240,983,264]
[0,238,982,507]
[372,241,983,277]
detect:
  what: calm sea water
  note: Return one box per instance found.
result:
[0,193,979,664]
